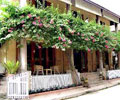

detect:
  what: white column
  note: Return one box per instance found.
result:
[19,0,27,72]
[20,0,27,7]
[20,39,27,72]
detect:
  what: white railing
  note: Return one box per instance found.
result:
[7,72,80,97]
[7,72,30,99]
[107,69,120,79]
[30,73,80,92]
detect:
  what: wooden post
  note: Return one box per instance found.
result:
[52,48,55,65]
[39,44,42,65]
[16,42,20,62]
[31,42,35,73]
[46,48,49,68]
[20,39,27,72]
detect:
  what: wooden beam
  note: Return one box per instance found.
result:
[16,42,20,62]
[52,48,56,65]
[46,48,49,68]
[31,42,35,72]
[39,44,42,65]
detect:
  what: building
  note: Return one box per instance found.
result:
[0,0,120,75]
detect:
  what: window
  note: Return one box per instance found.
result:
[100,21,105,25]
[35,0,51,8]
[85,17,89,23]
[72,11,77,17]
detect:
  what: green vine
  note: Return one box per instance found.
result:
[0,2,117,51]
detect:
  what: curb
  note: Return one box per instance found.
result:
[60,81,120,100]
[30,79,120,100]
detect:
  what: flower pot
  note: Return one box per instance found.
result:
[6,74,14,77]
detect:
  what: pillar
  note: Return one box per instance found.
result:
[20,39,27,72]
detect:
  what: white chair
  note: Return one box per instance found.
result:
[33,65,44,75]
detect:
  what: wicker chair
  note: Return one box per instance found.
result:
[50,65,60,74]
[33,65,44,75]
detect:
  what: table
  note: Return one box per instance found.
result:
[44,69,52,75]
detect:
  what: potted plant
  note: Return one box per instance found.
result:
[3,61,19,76]
[82,77,90,88]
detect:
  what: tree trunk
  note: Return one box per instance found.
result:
[99,51,103,73]
[108,51,113,69]
[20,39,27,72]
[65,49,80,85]
[118,52,120,69]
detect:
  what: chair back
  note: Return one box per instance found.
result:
[34,65,43,70]
[50,65,60,74]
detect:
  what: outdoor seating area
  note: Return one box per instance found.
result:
[33,65,60,75]
[1,0,120,99]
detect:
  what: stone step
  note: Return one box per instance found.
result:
[80,72,103,86]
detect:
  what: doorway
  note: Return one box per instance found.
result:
[74,50,88,72]
[27,42,56,72]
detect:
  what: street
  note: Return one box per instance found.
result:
[66,85,120,100]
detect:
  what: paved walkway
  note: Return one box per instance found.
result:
[30,78,120,100]
[66,85,120,100]
[0,78,7,100]
[1,78,120,100]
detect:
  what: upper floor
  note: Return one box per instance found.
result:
[28,0,120,32]
[6,0,120,32]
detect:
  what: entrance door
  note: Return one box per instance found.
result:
[27,42,55,73]
[74,50,88,72]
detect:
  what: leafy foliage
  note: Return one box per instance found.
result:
[0,2,116,51]
[3,61,19,74]
[114,32,120,51]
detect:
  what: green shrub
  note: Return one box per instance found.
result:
[3,61,19,74]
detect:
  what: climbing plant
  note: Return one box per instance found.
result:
[0,2,117,84]
[0,3,116,50]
